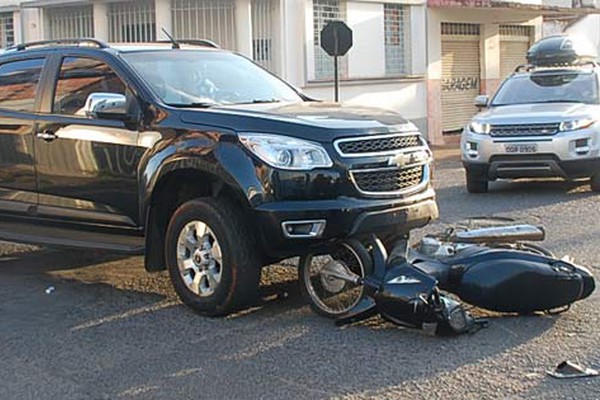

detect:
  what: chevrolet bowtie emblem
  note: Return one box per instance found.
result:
[389,152,417,167]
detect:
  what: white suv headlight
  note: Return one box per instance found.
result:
[239,133,333,170]
[559,119,595,132]
[469,121,491,135]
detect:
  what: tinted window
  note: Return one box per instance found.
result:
[0,58,45,112]
[492,72,599,106]
[53,57,127,116]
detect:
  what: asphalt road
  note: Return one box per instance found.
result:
[1,151,599,400]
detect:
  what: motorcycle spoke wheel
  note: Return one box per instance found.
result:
[300,241,371,318]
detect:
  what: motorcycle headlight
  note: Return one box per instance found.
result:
[469,121,491,135]
[239,133,333,170]
[559,119,595,132]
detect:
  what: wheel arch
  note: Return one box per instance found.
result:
[143,165,252,272]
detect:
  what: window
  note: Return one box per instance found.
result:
[172,0,236,51]
[252,0,278,73]
[108,1,156,43]
[53,57,127,116]
[46,6,94,39]
[0,58,45,112]
[0,12,14,48]
[313,0,347,80]
[384,4,410,76]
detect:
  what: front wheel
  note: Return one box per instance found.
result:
[299,239,373,318]
[165,198,260,316]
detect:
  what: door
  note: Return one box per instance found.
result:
[441,23,481,132]
[0,57,46,215]
[34,55,145,227]
[500,25,533,80]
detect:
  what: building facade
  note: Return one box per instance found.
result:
[0,0,595,144]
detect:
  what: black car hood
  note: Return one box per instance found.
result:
[178,101,413,142]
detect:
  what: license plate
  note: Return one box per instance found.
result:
[504,144,538,154]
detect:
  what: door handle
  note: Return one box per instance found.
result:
[36,130,57,142]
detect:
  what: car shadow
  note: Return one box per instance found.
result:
[0,246,565,399]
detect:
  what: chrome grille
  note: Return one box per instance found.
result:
[336,134,421,156]
[351,165,423,194]
[490,123,560,137]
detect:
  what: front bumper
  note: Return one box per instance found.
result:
[462,129,600,179]
[254,187,438,259]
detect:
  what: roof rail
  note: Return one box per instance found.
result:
[155,39,220,49]
[513,60,600,74]
[6,38,109,51]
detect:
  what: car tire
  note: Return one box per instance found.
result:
[165,198,260,316]
[591,174,600,193]
[466,170,489,193]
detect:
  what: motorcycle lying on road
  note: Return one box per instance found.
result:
[298,222,596,336]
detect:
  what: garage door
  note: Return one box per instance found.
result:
[441,23,481,132]
[500,25,534,80]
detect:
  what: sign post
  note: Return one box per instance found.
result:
[320,20,353,102]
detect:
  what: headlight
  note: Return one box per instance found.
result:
[559,119,595,132]
[239,133,333,170]
[469,121,491,135]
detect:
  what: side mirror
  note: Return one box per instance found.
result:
[84,92,128,119]
[474,95,489,108]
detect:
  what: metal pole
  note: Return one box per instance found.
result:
[334,55,339,102]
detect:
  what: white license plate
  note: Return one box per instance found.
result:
[504,144,538,154]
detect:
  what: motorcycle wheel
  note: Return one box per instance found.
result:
[299,239,373,318]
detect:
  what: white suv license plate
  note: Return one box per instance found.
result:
[504,144,538,154]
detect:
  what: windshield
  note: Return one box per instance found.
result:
[492,72,599,106]
[121,50,303,106]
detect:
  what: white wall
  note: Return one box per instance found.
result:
[347,1,385,78]
[567,15,600,55]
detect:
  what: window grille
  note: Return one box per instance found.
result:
[441,23,480,36]
[252,0,278,73]
[172,0,236,50]
[0,12,14,48]
[384,3,410,76]
[313,0,347,80]
[46,6,94,40]
[500,25,533,38]
[108,1,156,43]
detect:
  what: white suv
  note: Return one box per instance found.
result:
[461,35,600,193]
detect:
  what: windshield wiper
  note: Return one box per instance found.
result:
[233,99,282,105]
[166,101,218,108]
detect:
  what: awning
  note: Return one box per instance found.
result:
[428,0,600,16]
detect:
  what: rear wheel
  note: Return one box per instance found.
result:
[165,198,260,316]
[299,239,373,318]
[466,170,489,193]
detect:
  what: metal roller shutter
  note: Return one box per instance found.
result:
[441,23,481,132]
[500,25,533,79]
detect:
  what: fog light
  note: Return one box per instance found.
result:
[282,220,326,238]
[465,142,479,158]
[574,138,590,155]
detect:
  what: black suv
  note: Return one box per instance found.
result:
[0,39,437,314]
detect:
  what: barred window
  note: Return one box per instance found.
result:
[384,4,410,76]
[0,12,14,48]
[172,0,236,51]
[108,1,156,43]
[46,6,94,40]
[313,0,347,80]
[252,0,278,74]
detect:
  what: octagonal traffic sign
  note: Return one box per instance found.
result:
[320,20,353,57]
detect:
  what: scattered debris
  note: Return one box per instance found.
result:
[547,361,599,379]
[45,286,55,295]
